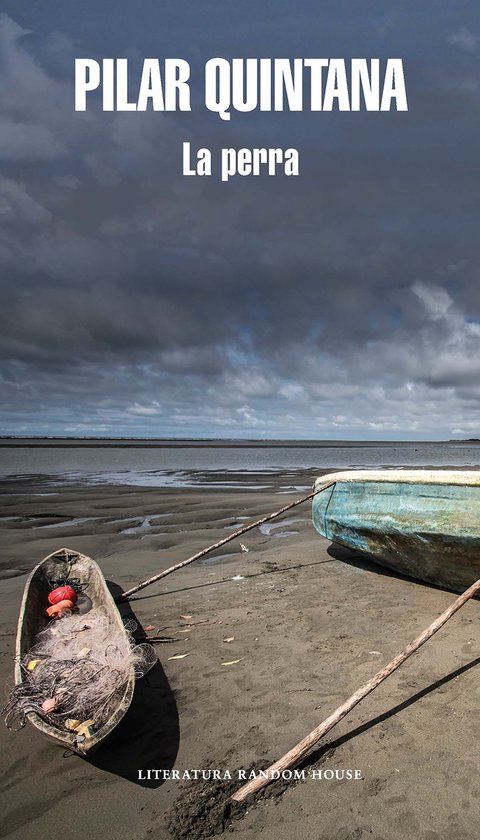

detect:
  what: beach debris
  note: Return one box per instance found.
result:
[77,647,91,658]
[368,651,381,656]
[230,574,480,803]
[138,635,181,643]
[223,637,235,643]
[42,698,57,713]
[168,653,191,661]
[221,659,243,666]
[231,575,244,581]
[240,544,249,553]
[26,659,42,672]
[65,717,94,732]
[143,624,156,632]
[75,719,95,739]
[180,614,193,620]
[77,728,94,742]
[177,619,207,632]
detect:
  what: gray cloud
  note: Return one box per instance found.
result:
[447,27,479,52]
[0,6,480,438]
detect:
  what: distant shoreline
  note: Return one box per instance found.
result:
[0,437,478,448]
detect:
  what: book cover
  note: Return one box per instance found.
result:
[1,3,479,840]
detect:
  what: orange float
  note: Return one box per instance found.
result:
[46,599,74,618]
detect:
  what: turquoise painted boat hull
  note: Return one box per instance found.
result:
[312,470,480,592]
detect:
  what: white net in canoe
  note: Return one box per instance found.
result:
[3,610,157,736]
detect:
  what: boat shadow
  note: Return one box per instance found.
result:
[326,542,462,597]
[88,580,180,788]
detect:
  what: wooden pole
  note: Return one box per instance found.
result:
[230,575,480,802]
[117,480,336,602]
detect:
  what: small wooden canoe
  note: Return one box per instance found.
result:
[312,470,480,592]
[15,547,135,755]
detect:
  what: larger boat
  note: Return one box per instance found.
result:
[312,470,480,592]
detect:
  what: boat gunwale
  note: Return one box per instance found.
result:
[314,469,480,491]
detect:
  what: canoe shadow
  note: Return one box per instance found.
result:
[87,581,180,788]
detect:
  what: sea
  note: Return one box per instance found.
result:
[1,439,479,491]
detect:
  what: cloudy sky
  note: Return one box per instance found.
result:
[1,2,479,439]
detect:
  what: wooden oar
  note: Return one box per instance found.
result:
[230,575,480,802]
[117,480,336,602]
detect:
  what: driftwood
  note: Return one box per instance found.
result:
[230,575,480,802]
[117,480,336,601]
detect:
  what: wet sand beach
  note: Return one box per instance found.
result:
[1,474,480,840]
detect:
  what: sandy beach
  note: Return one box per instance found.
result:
[2,474,480,840]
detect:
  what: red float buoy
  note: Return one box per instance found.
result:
[48,585,77,606]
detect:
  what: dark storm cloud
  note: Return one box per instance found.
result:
[0,4,480,437]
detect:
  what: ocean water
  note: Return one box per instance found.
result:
[1,439,479,489]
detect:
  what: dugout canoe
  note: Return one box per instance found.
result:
[312,470,480,592]
[14,547,135,756]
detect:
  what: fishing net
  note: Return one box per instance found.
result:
[3,609,157,737]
